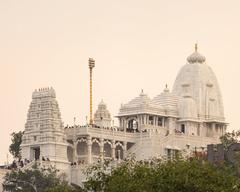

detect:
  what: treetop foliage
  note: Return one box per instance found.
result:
[83,156,240,192]
[9,131,23,159]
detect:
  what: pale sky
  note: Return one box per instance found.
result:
[0,0,240,165]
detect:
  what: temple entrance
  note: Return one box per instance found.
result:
[31,147,40,160]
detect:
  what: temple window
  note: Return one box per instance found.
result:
[158,117,163,126]
[149,116,154,125]
[127,119,138,132]
[181,124,185,134]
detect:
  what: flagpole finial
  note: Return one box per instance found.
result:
[195,43,198,52]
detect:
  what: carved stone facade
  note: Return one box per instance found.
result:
[21,88,69,172]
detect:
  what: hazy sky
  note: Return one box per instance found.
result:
[0,0,240,164]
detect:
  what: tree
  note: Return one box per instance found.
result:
[83,157,240,192]
[220,130,240,150]
[9,131,23,159]
[3,163,78,192]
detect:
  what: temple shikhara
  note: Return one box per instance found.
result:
[20,45,227,184]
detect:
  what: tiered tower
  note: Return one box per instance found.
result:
[21,87,69,168]
[94,100,112,127]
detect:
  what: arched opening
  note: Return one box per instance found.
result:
[115,145,123,160]
[92,141,100,156]
[77,141,87,156]
[104,142,112,158]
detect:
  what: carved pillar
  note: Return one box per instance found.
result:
[162,117,165,127]
[87,136,92,164]
[100,138,104,161]
[112,141,116,160]
[73,140,78,162]
[212,123,216,137]
[124,118,128,132]
[123,141,127,159]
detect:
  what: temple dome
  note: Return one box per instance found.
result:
[172,45,225,121]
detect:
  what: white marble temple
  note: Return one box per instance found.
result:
[20,45,227,185]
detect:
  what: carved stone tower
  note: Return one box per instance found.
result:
[21,87,69,169]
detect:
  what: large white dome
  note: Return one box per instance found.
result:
[172,45,225,122]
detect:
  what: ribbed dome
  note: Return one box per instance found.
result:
[172,46,225,122]
[122,90,151,108]
[151,85,178,110]
[187,44,206,64]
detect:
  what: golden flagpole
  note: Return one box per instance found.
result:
[88,58,95,125]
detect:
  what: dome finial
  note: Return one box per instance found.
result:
[187,43,205,63]
[164,84,169,93]
[195,43,198,52]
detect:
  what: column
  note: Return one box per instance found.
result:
[100,138,104,162]
[87,136,92,164]
[124,118,128,132]
[73,140,78,162]
[120,118,123,128]
[111,140,116,160]
[162,117,165,127]
[212,123,216,137]
[123,141,127,159]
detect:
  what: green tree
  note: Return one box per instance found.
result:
[84,157,240,192]
[9,131,23,159]
[3,163,78,192]
[220,130,240,151]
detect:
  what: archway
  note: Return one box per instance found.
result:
[104,142,112,158]
[115,145,123,160]
[77,141,87,156]
[92,141,100,156]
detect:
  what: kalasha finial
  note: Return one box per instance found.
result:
[195,43,198,52]
[88,58,95,68]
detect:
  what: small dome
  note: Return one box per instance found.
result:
[94,100,111,119]
[99,99,106,106]
[122,90,151,108]
[187,44,206,64]
[151,86,178,110]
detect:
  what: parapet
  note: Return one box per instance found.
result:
[32,87,56,99]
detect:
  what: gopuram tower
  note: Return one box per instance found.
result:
[21,87,69,170]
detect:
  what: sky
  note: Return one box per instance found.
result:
[0,0,240,165]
